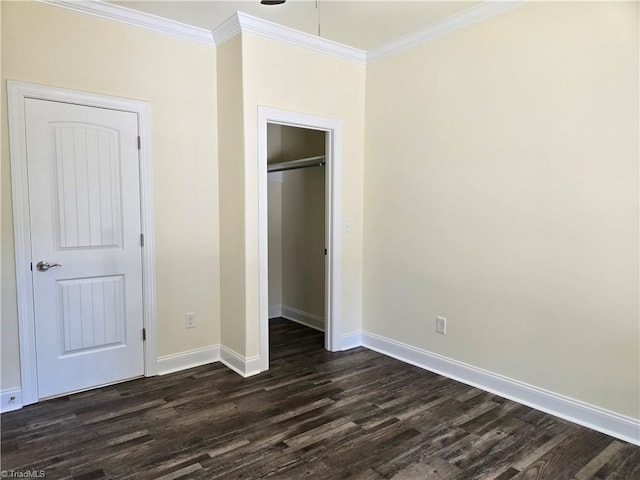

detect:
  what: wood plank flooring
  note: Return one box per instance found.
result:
[1,318,638,479]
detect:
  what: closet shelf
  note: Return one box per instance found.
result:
[267,155,325,173]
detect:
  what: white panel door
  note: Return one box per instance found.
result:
[25,98,144,399]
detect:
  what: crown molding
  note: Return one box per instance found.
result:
[367,0,526,63]
[43,0,215,46]
[212,11,242,46]
[214,12,366,65]
[238,12,366,64]
[41,1,523,64]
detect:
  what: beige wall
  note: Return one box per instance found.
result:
[282,167,326,319]
[0,0,12,389]
[217,35,247,356]
[267,124,325,165]
[267,123,283,164]
[1,1,220,390]
[267,177,282,309]
[280,125,325,163]
[241,32,367,356]
[267,125,283,310]
[363,1,639,418]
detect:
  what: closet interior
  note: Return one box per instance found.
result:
[267,123,327,335]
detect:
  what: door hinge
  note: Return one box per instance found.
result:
[137,136,141,150]
[140,233,144,247]
[324,248,327,256]
[142,328,146,341]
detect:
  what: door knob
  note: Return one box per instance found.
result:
[36,261,62,272]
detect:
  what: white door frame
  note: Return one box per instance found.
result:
[257,106,343,371]
[7,80,157,405]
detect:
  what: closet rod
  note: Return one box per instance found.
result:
[267,155,325,173]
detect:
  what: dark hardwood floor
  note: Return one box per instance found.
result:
[1,318,638,479]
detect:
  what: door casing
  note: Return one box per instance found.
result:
[7,80,157,405]
[258,106,343,371]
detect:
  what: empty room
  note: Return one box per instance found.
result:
[1,0,638,478]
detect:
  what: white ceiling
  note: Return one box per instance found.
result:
[110,1,481,50]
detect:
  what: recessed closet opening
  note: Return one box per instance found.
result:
[258,106,343,372]
[267,123,327,344]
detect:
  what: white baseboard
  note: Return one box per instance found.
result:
[157,345,220,375]
[269,304,282,319]
[4,345,222,411]
[339,331,363,351]
[220,346,262,378]
[281,305,325,332]
[361,331,640,446]
[1,388,23,413]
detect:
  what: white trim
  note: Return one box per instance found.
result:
[40,0,523,65]
[339,331,363,351]
[43,0,215,45]
[281,305,325,332]
[238,12,366,64]
[258,106,344,373]
[367,1,526,63]
[7,80,157,405]
[213,12,366,65]
[269,304,283,318]
[1,388,23,414]
[325,121,344,354]
[220,346,261,378]
[211,11,242,46]
[362,331,640,446]
[157,346,220,375]
[38,0,525,64]
[137,100,158,377]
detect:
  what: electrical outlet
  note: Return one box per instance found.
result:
[185,312,196,329]
[436,316,447,334]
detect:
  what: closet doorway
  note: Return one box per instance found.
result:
[267,124,326,338]
[257,107,344,372]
